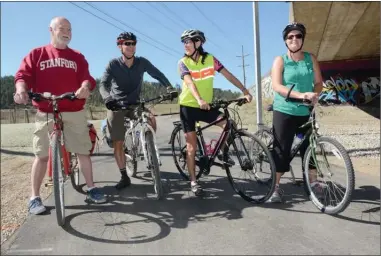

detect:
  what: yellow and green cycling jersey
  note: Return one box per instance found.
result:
[178,53,224,108]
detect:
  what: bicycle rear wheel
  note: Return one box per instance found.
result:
[69,153,82,193]
[51,132,66,226]
[145,131,163,199]
[303,136,355,215]
[170,125,203,181]
[225,129,276,204]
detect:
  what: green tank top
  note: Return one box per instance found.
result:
[273,52,314,116]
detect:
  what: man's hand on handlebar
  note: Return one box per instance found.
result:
[14,90,29,105]
[104,97,119,111]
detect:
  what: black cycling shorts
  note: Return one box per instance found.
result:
[180,105,223,133]
[271,110,314,173]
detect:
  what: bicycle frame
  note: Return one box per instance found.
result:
[124,105,161,169]
[194,105,251,171]
[46,100,72,181]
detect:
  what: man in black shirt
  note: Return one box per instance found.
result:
[99,32,174,189]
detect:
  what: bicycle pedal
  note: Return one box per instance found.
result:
[45,182,53,187]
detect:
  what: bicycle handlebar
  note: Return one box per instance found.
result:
[209,98,248,109]
[113,91,179,110]
[285,84,341,106]
[28,91,77,102]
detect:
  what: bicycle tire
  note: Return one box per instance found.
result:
[254,126,273,148]
[170,125,203,181]
[303,136,355,215]
[225,130,277,204]
[124,131,138,177]
[69,153,82,193]
[146,131,164,200]
[51,133,66,226]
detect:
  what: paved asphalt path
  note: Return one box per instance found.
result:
[2,116,380,255]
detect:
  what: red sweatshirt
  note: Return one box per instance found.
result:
[14,44,96,113]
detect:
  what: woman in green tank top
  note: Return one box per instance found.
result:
[268,22,323,203]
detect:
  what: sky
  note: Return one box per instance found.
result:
[1,1,290,92]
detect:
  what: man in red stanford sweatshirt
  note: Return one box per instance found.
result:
[14,16,106,215]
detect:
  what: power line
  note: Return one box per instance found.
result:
[190,2,235,46]
[128,2,178,37]
[69,2,178,58]
[83,2,182,56]
[160,2,222,50]
[160,2,193,28]
[236,45,250,88]
[146,2,184,31]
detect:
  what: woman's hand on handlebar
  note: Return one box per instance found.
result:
[197,98,210,110]
[242,89,253,103]
[302,92,319,105]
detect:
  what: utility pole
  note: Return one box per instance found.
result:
[236,45,250,88]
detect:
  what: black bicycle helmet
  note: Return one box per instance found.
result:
[282,22,306,40]
[117,32,137,45]
[181,29,206,43]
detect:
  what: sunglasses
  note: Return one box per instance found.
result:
[182,39,200,45]
[123,41,136,46]
[287,34,303,40]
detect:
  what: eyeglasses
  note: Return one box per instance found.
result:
[123,41,136,46]
[287,34,303,40]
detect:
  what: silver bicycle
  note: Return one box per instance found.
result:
[115,91,179,200]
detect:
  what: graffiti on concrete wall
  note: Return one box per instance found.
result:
[318,58,379,106]
[320,75,380,105]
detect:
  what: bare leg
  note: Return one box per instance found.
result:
[76,154,95,188]
[113,140,126,169]
[30,156,49,198]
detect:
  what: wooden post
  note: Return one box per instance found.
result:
[9,109,12,124]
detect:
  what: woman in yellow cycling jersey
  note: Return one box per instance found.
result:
[178,29,252,195]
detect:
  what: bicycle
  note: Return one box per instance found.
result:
[255,84,355,214]
[169,98,277,204]
[28,91,82,226]
[113,91,179,200]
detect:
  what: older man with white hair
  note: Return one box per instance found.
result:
[14,16,106,215]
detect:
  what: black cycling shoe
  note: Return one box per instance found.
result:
[115,176,131,190]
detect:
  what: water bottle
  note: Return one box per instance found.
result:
[292,133,304,151]
[205,139,218,156]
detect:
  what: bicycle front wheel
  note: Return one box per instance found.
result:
[303,136,355,215]
[146,131,164,200]
[170,125,203,181]
[51,132,66,226]
[124,130,138,177]
[225,130,276,204]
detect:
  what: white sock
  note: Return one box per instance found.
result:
[30,196,40,201]
[87,187,95,191]
[191,181,197,186]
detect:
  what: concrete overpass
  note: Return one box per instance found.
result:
[290,1,380,62]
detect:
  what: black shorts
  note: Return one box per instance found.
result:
[180,105,223,133]
[271,110,314,173]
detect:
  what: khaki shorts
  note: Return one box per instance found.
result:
[107,107,153,141]
[33,110,92,157]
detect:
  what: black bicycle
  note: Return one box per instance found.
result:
[170,98,276,204]
[255,84,355,214]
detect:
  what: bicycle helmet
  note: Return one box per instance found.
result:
[181,29,206,43]
[117,32,137,45]
[282,22,306,53]
[282,22,306,40]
